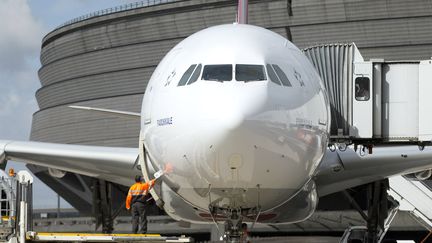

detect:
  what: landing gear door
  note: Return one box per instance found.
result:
[352,62,373,138]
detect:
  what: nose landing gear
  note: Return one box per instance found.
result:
[223,210,243,242]
[209,206,255,243]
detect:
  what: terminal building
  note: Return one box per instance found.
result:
[29,0,432,236]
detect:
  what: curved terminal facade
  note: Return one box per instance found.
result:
[30,0,432,215]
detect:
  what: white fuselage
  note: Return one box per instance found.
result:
[141,24,330,222]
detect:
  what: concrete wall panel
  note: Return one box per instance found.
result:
[39,39,179,86]
[36,68,151,109]
[31,94,142,146]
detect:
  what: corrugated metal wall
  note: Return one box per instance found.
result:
[289,0,432,59]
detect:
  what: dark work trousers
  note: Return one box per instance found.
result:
[131,201,148,234]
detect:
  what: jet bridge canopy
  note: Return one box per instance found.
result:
[303,43,432,146]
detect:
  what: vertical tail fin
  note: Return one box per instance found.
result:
[237,0,248,24]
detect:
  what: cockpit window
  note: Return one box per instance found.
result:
[178,64,197,86]
[235,64,266,82]
[272,64,292,87]
[266,64,282,85]
[202,65,232,82]
[187,64,202,85]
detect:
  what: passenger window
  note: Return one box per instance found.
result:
[266,64,282,85]
[272,65,292,87]
[187,64,202,85]
[202,65,232,82]
[236,64,266,82]
[178,65,197,86]
[355,77,370,101]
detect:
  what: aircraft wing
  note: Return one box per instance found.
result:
[315,145,432,196]
[0,140,139,186]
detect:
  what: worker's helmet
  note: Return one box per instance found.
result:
[135,175,142,182]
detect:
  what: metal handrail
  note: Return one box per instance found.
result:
[53,0,180,31]
[0,175,16,227]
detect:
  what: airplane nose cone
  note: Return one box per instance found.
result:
[205,84,267,131]
[219,109,245,131]
[149,82,327,213]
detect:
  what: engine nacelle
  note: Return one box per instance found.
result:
[406,170,432,181]
[415,170,432,180]
[0,151,5,165]
[0,141,8,164]
[48,168,66,178]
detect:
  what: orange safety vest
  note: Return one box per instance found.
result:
[126,179,156,210]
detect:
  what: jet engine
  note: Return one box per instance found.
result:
[48,168,67,178]
[405,169,432,181]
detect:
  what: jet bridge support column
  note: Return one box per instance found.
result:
[366,180,390,243]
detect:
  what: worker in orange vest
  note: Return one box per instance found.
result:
[126,175,156,234]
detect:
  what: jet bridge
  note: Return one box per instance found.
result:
[303,44,432,147]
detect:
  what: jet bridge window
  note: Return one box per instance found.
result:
[235,64,266,82]
[355,77,370,101]
[178,64,202,86]
[202,65,232,82]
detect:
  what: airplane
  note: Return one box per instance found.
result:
[2,0,432,242]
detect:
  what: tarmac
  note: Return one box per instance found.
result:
[32,211,426,242]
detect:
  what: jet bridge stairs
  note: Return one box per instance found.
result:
[303,43,432,242]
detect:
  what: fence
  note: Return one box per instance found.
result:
[54,0,181,31]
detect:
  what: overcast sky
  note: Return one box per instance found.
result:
[0,0,137,209]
